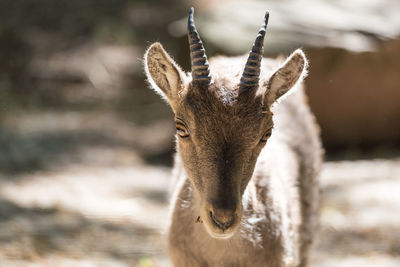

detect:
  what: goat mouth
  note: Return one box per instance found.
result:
[202,211,240,239]
[209,211,235,231]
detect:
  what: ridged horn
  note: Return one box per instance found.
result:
[240,12,269,89]
[188,7,211,83]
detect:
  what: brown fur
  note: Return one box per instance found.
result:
[144,43,322,267]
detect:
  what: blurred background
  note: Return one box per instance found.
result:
[0,0,399,266]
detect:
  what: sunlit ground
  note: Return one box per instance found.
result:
[0,112,399,266]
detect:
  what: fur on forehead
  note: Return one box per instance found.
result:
[179,81,267,124]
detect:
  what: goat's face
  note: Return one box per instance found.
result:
[173,81,274,238]
[144,9,307,239]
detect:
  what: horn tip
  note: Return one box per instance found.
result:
[264,11,270,27]
[188,7,195,31]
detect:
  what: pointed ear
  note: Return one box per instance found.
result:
[264,49,308,107]
[144,42,186,110]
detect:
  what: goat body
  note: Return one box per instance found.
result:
[144,9,322,267]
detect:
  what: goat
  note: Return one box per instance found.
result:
[144,8,322,267]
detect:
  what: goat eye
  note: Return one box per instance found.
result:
[176,123,189,138]
[261,128,272,142]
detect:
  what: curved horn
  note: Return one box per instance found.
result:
[240,12,269,90]
[188,7,211,83]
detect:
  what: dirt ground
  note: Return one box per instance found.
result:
[0,110,399,266]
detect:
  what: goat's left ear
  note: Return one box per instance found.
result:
[263,49,308,107]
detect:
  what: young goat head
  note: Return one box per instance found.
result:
[144,8,308,239]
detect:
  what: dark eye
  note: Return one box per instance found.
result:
[176,122,189,138]
[260,128,272,142]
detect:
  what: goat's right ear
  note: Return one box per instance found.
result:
[144,42,185,110]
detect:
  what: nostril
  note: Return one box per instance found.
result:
[209,211,234,230]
